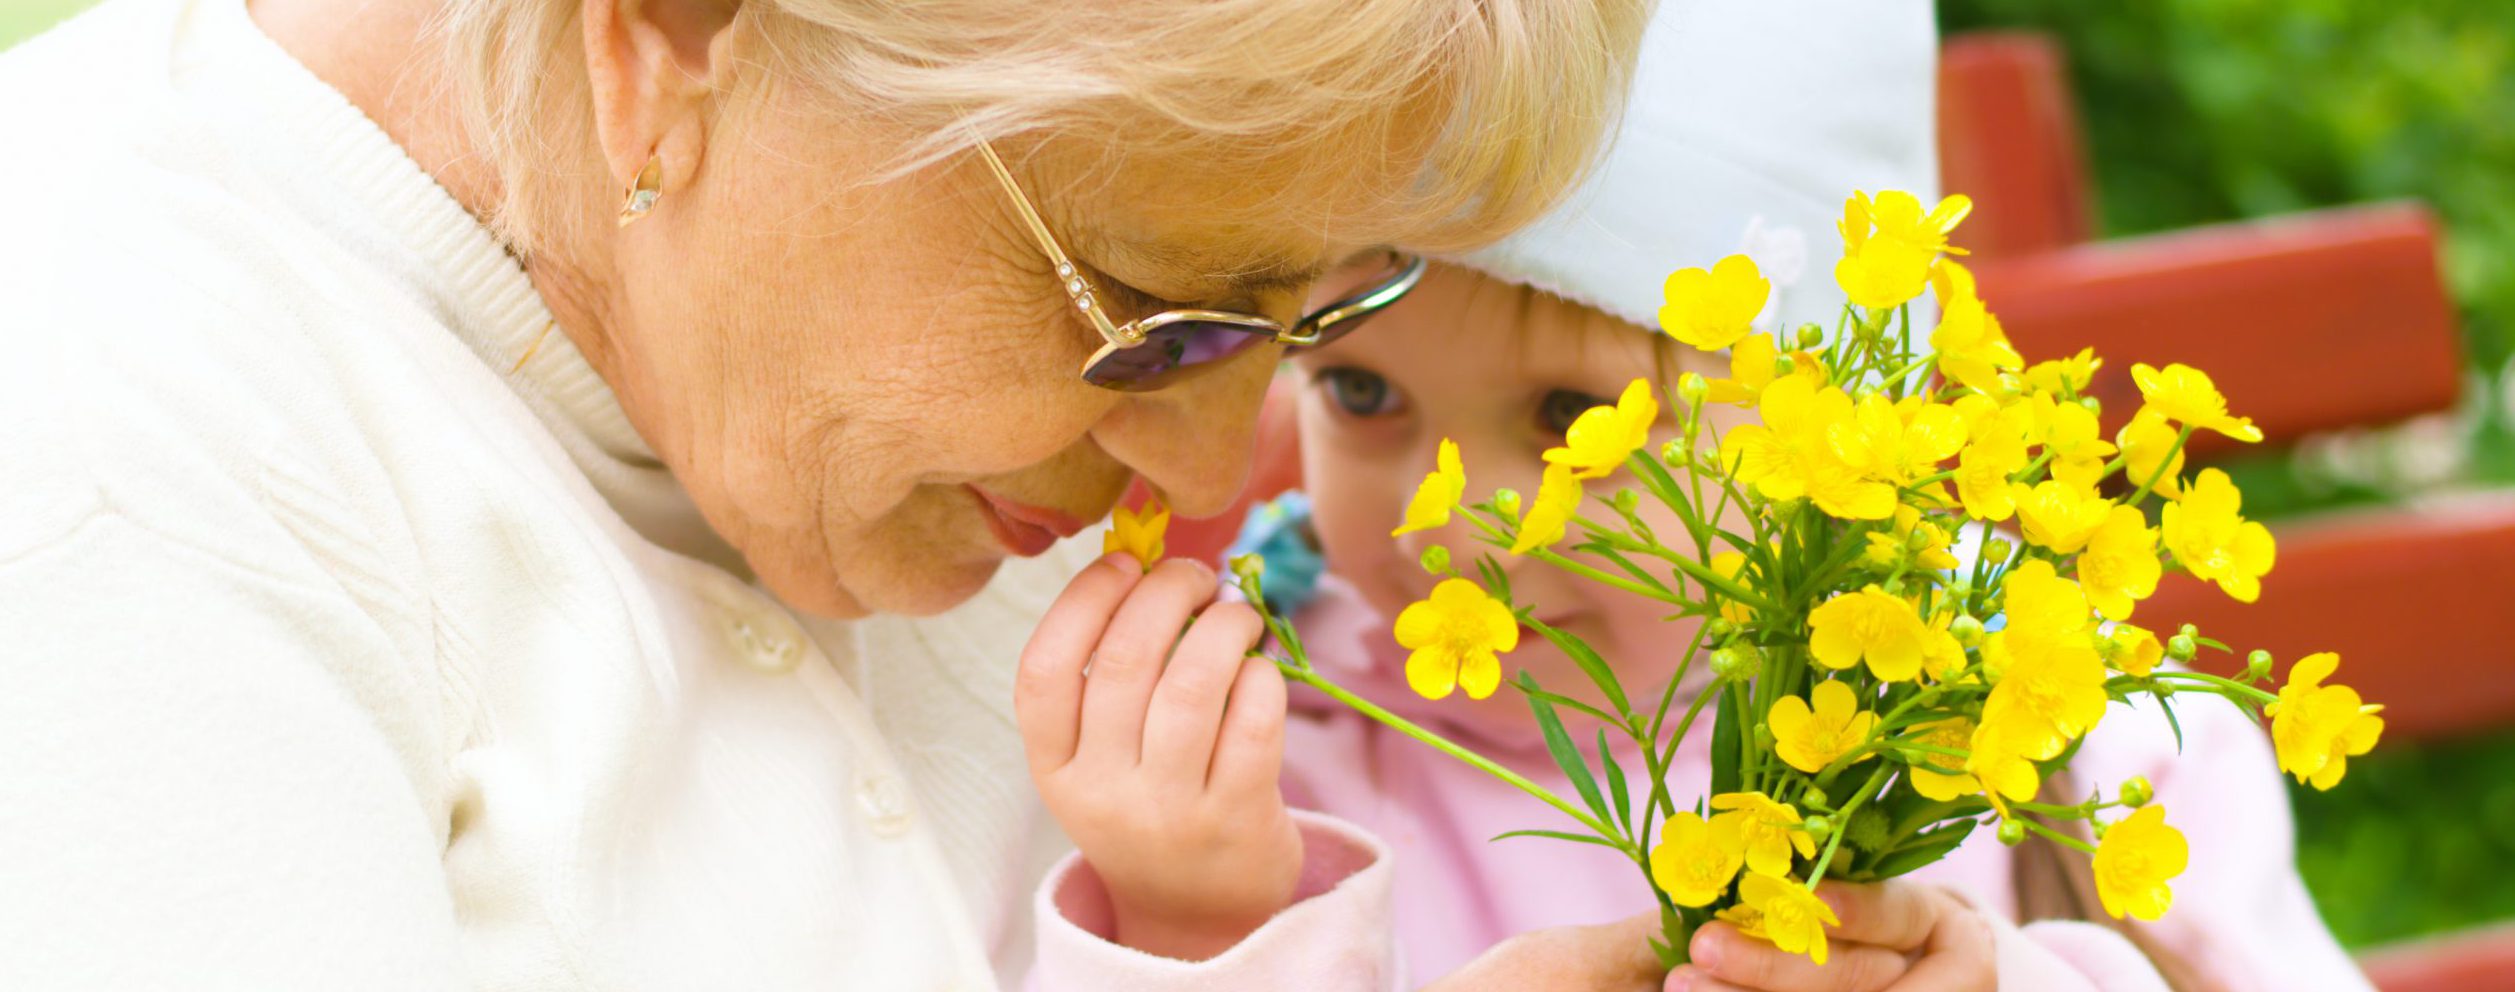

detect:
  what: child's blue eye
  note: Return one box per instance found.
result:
[1540,389,1613,434]
[1316,367,1402,417]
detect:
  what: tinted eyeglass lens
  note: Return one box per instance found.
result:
[1288,254,1417,352]
[1081,321,1277,390]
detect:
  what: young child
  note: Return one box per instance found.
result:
[1016,3,2373,990]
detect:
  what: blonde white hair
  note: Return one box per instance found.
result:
[439,0,1652,258]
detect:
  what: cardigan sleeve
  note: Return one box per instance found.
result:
[0,508,466,990]
[1026,809,1400,992]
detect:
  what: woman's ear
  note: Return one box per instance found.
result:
[582,0,741,195]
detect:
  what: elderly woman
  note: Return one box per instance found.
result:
[0,0,1657,987]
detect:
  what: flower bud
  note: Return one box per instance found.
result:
[1906,528,1936,552]
[1983,538,2014,562]
[2167,634,2198,661]
[2246,649,2273,680]
[2078,395,2103,416]
[1229,553,1265,585]
[2118,776,2153,808]
[1797,324,1826,350]
[1702,618,1736,641]
[1678,372,1710,407]
[2178,623,2200,639]
[1710,643,1763,682]
[1801,815,1833,837]
[1419,545,1451,576]
[1610,489,1641,516]
[1802,786,1828,810]
[1754,722,1776,750]
[1997,819,2026,846]
[1949,614,1986,647]
[1661,440,1693,469]
[1493,488,1522,521]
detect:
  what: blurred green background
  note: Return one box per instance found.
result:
[1943,0,2515,951]
[7,0,2508,955]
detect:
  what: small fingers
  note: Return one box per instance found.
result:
[1140,600,1266,783]
[1075,558,1219,765]
[1206,653,1289,799]
[1688,922,1908,992]
[1882,893,1996,992]
[1815,880,1942,952]
[1014,553,1146,775]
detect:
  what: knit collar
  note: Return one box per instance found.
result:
[187,0,742,570]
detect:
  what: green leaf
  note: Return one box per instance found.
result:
[1524,672,1615,833]
[2159,694,2186,752]
[1711,685,1744,799]
[1598,729,1633,834]
[1475,554,1513,604]
[1507,682,1618,725]
[1524,618,1635,720]
[1868,820,1979,879]
[1491,828,1623,849]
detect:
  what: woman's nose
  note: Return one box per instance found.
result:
[1095,352,1276,518]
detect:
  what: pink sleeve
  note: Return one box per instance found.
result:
[1984,695,2375,992]
[1026,809,1401,992]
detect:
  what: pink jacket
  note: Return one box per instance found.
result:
[1028,575,2373,991]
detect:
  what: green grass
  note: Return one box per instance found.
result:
[2291,729,2515,946]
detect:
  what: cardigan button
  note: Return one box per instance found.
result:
[726,614,803,674]
[856,769,914,837]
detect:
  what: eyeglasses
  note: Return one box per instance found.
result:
[974,139,1425,391]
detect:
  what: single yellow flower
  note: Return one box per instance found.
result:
[1661,254,1772,352]
[1953,403,2032,522]
[1392,439,1466,537]
[2131,362,2262,443]
[1714,903,1767,939]
[2009,478,2113,554]
[1738,870,1843,965]
[2022,347,2102,397]
[1705,333,1780,406]
[1104,500,1169,570]
[2266,652,2386,791]
[1722,376,1895,520]
[1544,378,1658,479]
[2079,505,2162,621]
[1835,237,1937,311]
[2102,623,2164,678]
[1930,265,2023,395]
[1510,462,1585,556]
[1709,551,1757,623]
[1918,613,1968,682]
[1829,394,1966,487]
[1711,792,1818,876]
[1392,578,1518,701]
[2000,559,2097,645]
[2162,468,2276,602]
[1809,585,1928,682]
[1981,633,2110,760]
[2115,409,2187,499]
[1649,811,1746,907]
[2031,396,2118,491]
[1903,716,1980,801]
[2093,806,2188,922]
[1965,714,2045,814]
[1769,680,1880,773]
[1844,190,1974,257]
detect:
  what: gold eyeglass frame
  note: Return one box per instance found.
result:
[973,139,1426,388]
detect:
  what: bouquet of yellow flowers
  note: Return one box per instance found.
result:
[1229,190,2388,967]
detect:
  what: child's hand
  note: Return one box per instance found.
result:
[1668,881,1995,992]
[1016,554,1302,961]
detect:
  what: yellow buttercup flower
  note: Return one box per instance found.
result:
[2093,806,2188,921]
[1392,439,1466,537]
[1954,402,2032,522]
[1809,585,1928,681]
[2102,623,2164,677]
[1510,462,1586,556]
[2266,652,2385,791]
[2031,396,2118,490]
[1738,870,1842,965]
[1929,264,2023,395]
[1709,551,1757,623]
[1722,376,1895,520]
[1964,714,2044,815]
[2116,410,2187,499]
[2079,505,2162,621]
[2009,478,2112,554]
[1392,578,1518,701]
[2000,559,2097,643]
[1545,379,1658,479]
[1844,190,1974,257]
[1711,792,1818,876]
[1862,506,1960,572]
[1770,680,1880,773]
[1649,811,1746,908]
[1715,903,1767,939]
[2162,468,2276,602]
[2023,347,2102,397]
[1835,237,1937,311]
[2131,362,2262,443]
[1918,613,1968,682]
[1981,631,2109,759]
[1829,394,1965,487]
[1903,716,1980,801]
[1661,254,1772,352]
[1104,500,1169,570]
[1705,333,1781,406]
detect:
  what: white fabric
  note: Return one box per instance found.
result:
[0,0,1101,986]
[1462,0,1941,335]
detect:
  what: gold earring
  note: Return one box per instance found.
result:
[617,155,663,227]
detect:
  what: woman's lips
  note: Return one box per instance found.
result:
[968,486,1088,558]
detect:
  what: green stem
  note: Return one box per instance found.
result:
[2018,815,2099,854]
[2148,670,2279,705]
[1806,764,1894,890]
[2125,425,2196,509]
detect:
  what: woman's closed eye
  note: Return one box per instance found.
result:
[1538,388,1614,435]
[1315,366,1405,418]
